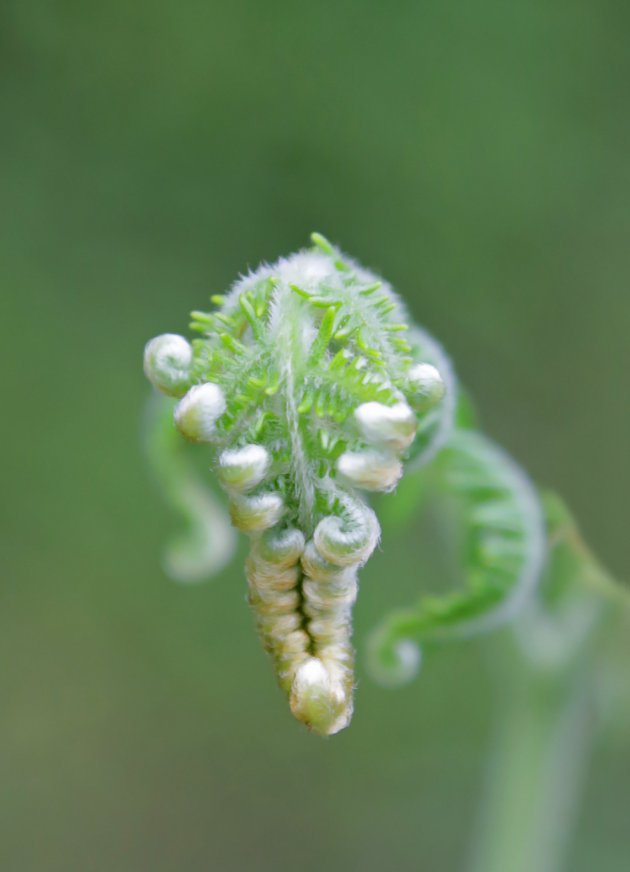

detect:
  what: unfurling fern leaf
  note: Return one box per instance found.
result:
[143,233,454,734]
[368,429,545,686]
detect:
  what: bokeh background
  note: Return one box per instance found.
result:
[2,2,629,870]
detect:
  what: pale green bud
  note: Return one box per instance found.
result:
[255,527,305,567]
[174,383,226,442]
[143,334,192,397]
[406,363,445,410]
[218,444,270,493]
[354,401,417,452]
[289,657,351,736]
[313,502,379,567]
[336,449,402,492]
[368,635,422,688]
[229,492,285,532]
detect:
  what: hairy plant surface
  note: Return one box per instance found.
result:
[142,234,627,752]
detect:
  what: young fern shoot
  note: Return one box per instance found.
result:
[141,232,629,872]
[143,233,453,735]
[143,232,628,765]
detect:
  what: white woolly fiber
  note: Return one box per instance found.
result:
[174,383,226,442]
[218,444,270,492]
[337,450,403,492]
[354,401,417,451]
[143,333,192,397]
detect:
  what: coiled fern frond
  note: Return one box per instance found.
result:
[143,233,623,736]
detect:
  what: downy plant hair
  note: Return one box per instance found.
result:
[142,233,628,749]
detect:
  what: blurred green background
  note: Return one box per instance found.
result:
[2,2,629,870]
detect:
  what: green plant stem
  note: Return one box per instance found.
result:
[468,646,594,872]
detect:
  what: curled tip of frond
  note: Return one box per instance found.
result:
[313,500,380,567]
[289,657,352,736]
[218,444,270,493]
[143,334,192,397]
[367,632,422,688]
[337,449,402,492]
[354,401,417,451]
[367,429,546,687]
[255,526,305,567]
[406,363,445,410]
[174,383,226,442]
[229,492,285,532]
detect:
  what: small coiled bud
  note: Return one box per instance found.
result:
[300,541,356,583]
[255,527,305,567]
[337,449,403,492]
[406,363,445,410]
[229,492,285,532]
[143,334,192,397]
[218,444,270,493]
[354,401,417,452]
[313,500,379,567]
[289,658,350,736]
[368,632,422,687]
[174,383,226,442]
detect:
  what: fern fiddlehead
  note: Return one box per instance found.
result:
[142,233,627,756]
[143,233,452,734]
